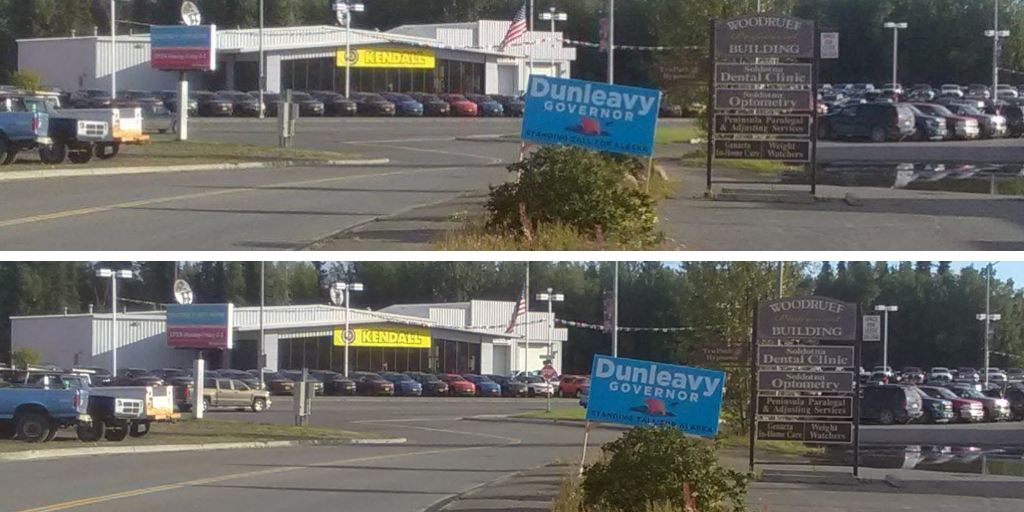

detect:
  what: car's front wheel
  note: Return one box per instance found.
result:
[869,127,887,143]
[252,398,267,413]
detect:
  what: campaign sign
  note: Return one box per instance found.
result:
[151,25,217,71]
[166,303,233,349]
[585,355,725,437]
[521,76,662,157]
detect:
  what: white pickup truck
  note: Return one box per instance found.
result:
[54,107,149,159]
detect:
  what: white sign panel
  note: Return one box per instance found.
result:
[862,315,881,342]
[821,32,839,59]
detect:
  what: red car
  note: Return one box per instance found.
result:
[919,386,984,423]
[557,375,589,398]
[437,373,476,396]
[438,94,478,117]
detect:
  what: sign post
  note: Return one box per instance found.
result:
[707,15,818,195]
[750,296,860,475]
[542,364,558,412]
[150,24,217,142]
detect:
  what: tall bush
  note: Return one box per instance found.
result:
[485,146,661,248]
[582,426,748,512]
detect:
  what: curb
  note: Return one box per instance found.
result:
[0,437,406,461]
[462,415,630,430]
[0,158,391,183]
[453,134,521,143]
[419,461,556,512]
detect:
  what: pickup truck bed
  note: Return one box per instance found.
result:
[0,386,90,442]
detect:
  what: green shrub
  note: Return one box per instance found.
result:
[11,348,42,367]
[582,426,748,512]
[485,146,662,248]
[9,70,42,92]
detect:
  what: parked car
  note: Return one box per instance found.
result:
[0,377,91,442]
[194,91,234,117]
[0,96,54,165]
[517,375,555,397]
[491,94,525,117]
[438,94,478,117]
[818,103,916,142]
[151,90,198,115]
[381,373,423,396]
[485,374,528,397]
[859,384,923,425]
[944,103,1006,138]
[987,369,1008,385]
[966,83,991,100]
[70,89,114,109]
[910,103,980,140]
[944,384,1011,421]
[18,95,107,164]
[350,92,396,116]
[903,104,948,141]
[928,367,954,382]
[557,375,589,398]
[350,371,395,396]
[148,368,187,383]
[404,372,449,396]
[1005,383,1024,420]
[939,84,964,98]
[215,91,261,117]
[919,385,985,423]
[993,104,1024,137]
[462,374,501,397]
[115,90,163,109]
[250,91,283,116]
[309,370,357,395]
[381,93,424,116]
[956,367,980,383]
[659,102,684,117]
[286,91,326,117]
[1007,368,1024,381]
[216,369,261,390]
[436,373,476,396]
[996,84,1019,99]
[261,371,297,395]
[201,378,271,413]
[465,94,504,117]
[406,93,451,116]
[900,367,926,384]
[910,387,955,424]
[579,382,589,407]
[279,370,325,395]
[309,91,358,117]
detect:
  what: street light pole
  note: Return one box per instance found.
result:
[97,268,133,377]
[883,22,908,91]
[539,8,568,76]
[977,263,1001,386]
[335,281,364,377]
[335,2,365,99]
[607,0,615,84]
[874,304,898,374]
[612,262,619,357]
[259,0,265,118]
[259,261,265,389]
[536,288,564,413]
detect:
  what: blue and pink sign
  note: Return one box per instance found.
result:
[521,76,661,156]
[166,304,233,349]
[151,25,217,71]
[585,355,725,437]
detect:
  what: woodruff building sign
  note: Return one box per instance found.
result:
[714,16,816,58]
[756,296,858,341]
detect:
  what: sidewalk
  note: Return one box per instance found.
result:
[435,454,1024,512]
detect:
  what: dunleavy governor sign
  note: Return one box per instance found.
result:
[757,296,857,341]
[585,355,725,437]
[521,76,661,157]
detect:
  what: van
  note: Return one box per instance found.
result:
[860,384,923,425]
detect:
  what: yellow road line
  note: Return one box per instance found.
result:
[12,445,482,512]
[0,166,455,230]
[362,421,522,445]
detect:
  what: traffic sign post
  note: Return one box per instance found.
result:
[541,364,557,412]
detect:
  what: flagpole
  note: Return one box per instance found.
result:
[524,261,530,375]
[528,0,535,82]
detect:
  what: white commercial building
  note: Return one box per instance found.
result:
[11,304,525,376]
[382,299,568,375]
[17,20,574,96]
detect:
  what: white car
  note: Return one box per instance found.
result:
[996,85,1019,99]
[940,84,964,98]
[517,376,555,397]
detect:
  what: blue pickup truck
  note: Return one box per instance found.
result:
[0,374,91,442]
[0,95,52,165]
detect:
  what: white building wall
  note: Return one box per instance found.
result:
[18,38,97,92]
[11,316,93,368]
[96,38,180,92]
[479,340,494,374]
[92,316,191,371]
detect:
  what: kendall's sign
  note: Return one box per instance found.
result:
[757,296,858,341]
[714,15,815,58]
[585,355,725,437]
[521,76,662,157]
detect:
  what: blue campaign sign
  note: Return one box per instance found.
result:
[521,76,662,157]
[585,355,725,437]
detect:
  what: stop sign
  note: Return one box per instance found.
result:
[541,365,557,381]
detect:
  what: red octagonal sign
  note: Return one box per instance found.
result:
[541,365,558,380]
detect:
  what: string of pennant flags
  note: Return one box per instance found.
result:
[556,319,724,332]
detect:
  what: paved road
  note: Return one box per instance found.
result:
[0,400,617,512]
[0,116,1017,250]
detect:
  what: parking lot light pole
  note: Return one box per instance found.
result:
[539,8,568,66]
[97,268,134,377]
[334,1,364,99]
[978,262,1001,386]
[259,0,265,119]
[883,22,908,92]
[874,305,898,374]
[335,281,363,378]
[109,0,130,98]
[985,27,1010,102]
[536,288,563,412]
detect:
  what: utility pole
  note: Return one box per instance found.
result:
[612,262,619,357]
[259,0,265,118]
[607,0,615,84]
[259,261,266,389]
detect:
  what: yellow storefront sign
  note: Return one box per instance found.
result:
[336,47,436,69]
[333,325,432,348]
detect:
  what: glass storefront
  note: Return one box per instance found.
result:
[280,56,484,95]
[273,336,481,374]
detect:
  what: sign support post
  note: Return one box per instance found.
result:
[811,26,820,195]
[177,71,188,141]
[748,302,758,473]
[193,353,205,419]
[578,420,592,476]
[854,304,862,477]
[705,18,716,195]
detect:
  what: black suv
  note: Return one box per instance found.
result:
[819,103,916,142]
[860,384,923,425]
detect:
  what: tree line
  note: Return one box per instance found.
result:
[2,261,1020,373]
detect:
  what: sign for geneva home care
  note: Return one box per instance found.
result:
[585,355,725,437]
[521,76,662,157]
[757,296,858,341]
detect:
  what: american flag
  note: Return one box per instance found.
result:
[499,3,529,51]
[506,285,528,334]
